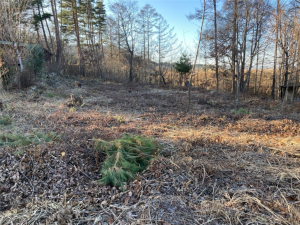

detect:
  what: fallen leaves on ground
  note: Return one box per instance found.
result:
[1,77,300,224]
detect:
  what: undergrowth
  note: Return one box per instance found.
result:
[232,107,249,114]
[45,91,64,98]
[0,131,60,147]
[94,134,161,187]
[45,92,56,98]
[0,115,12,125]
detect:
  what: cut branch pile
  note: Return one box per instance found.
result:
[95,134,161,187]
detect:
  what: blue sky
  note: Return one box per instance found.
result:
[104,0,202,54]
[136,0,201,51]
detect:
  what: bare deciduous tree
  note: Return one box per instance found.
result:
[156,14,178,85]
[110,0,139,82]
[187,0,206,112]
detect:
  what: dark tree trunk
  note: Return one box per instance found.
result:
[129,50,133,82]
[37,4,50,52]
[50,0,61,69]
[271,0,280,99]
[231,0,238,94]
[72,0,85,76]
[41,3,54,54]
[213,0,219,92]
[240,0,249,92]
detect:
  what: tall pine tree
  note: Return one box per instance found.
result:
[59,0,85,75]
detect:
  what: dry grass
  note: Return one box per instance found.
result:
[0,75,300,224]
[161,67,282,98]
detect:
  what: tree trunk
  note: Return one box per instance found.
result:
[213,0,219,92]
[271,0,280,99]
[158,31,161,85]
[72,0,85,76]
[257,49,266,94]
[187,0,206,112]
[231,0,238,94]
[240,0,249,92]
[129,50,133,82]
[50,0,61,70]
[118,15,121,63]
[236,53,241,108]
[37,4,50,52]
[282,41,297,107]
[284,50,289,86]
[243,19,260,93]
[41,3,54,53]
[235,19,240,108]
[254,44,259,94]
[33,8,41,42]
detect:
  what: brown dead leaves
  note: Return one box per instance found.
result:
[1,78,300,224]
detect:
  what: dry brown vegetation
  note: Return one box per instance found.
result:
[172,68,275,97]
[0,75,300,224]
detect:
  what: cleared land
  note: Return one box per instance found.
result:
[0,75,300,224]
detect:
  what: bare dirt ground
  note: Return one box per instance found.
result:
[1,75,300,224]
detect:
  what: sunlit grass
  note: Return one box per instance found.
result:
[0,131,60,147]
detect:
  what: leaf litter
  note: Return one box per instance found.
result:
[0,76,300,224]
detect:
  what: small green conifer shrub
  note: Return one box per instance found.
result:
[234,107,249,114]
[95,134,161,187]
[24,44,44,75]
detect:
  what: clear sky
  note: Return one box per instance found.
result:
[104,0,202,54]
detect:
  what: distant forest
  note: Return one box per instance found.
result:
[0,0,300,100]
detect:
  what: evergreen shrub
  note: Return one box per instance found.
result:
[234,107,249,114]
[24,44,44,75]
[95,134,161,187]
